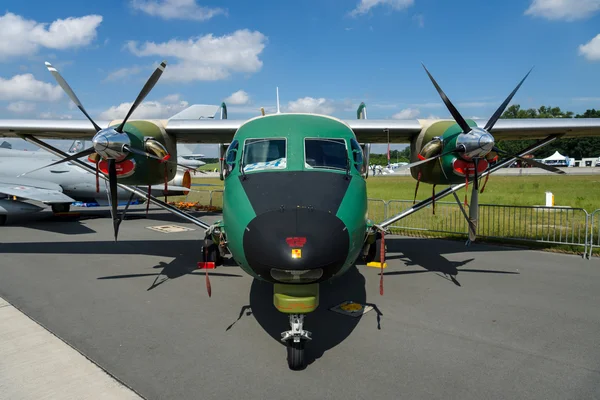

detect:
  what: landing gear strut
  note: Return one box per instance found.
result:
[281,314,311,370]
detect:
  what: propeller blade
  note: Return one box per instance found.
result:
[107,159,120,241]
[517,156,565,174]
[422,63,471,133]
[116,61,167,133]
[484,68,533,132]
[45,62,102,133]
[18,147,96,176]
[493,146,565,174]
[468,159,479,242]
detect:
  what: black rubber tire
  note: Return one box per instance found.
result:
[287,340,306,371]
[0,215,6,226]
[51,203,71,214]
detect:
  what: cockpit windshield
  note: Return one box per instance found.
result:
[305,138,348,171]
[242,138,287,172]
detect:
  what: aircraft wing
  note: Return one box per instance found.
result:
[0,176,74,204]
[1,117,600,144]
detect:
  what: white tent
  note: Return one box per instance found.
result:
[543,151,568,161]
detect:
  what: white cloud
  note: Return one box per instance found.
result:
[225,90,250,105]
[7,101,35,113]
[392,107,420,119]
[130,0,226,21]
[104,66,142,81]
[0,74,62,101]
[525,0,600,20]
[126,29,267,82]
[39,112,73,119]
[286,97,335,114]
[0,12,102,59]
[99,95,189,120]
[350,0,414,16]
[579,34,600,60]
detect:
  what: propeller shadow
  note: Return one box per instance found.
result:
[381,237,520,286]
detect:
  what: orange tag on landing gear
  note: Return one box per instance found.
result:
[291,249,302,259]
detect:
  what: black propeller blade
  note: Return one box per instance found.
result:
[468,159,480,242]
[493,146,565,174]
[18,147,96,176]
[422,64,471,134]
[107,159,120,241]
[484,68,533,132]
[45,62,102,133]
[116,61,167,133]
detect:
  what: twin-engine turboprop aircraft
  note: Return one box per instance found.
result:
[1,60,600,370]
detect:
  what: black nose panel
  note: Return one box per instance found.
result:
[243,207,349,283]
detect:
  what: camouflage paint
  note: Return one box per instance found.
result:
[221,114,368,282]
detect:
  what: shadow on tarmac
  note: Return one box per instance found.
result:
[242,266,380,368]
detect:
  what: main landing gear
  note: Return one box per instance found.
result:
[281,314,311,370]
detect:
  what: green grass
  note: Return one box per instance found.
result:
[169,174,599,255]
[175,175,600,212]
[366,175,600,212]
[198,163,219,171]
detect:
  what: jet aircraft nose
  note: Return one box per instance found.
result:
[243,207,350,284]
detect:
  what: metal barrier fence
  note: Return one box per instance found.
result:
[181,189,599,258]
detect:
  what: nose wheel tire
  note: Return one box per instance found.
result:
[286,340,306,370]
[281,314,311,370]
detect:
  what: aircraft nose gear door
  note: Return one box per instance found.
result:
[281,314,312,370]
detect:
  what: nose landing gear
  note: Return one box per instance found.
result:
[281,314,311,370]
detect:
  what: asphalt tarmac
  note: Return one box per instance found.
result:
[1,207,599,400]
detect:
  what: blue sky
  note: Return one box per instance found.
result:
[0,0,599,155]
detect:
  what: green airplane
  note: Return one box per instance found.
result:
[2,61,600,370]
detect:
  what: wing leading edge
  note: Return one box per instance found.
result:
[0,117,600,144]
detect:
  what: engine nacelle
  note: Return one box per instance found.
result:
[90,120,178,186]
[410,120,493,185]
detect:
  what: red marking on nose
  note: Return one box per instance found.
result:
[286,237,307,247]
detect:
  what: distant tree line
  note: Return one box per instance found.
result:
[368,106,600,162]
[496,106,600,159]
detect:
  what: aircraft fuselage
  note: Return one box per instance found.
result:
[220,114,369,286]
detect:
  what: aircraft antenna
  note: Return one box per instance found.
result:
[276,87,281,114]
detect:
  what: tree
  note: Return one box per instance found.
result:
[497,106,600,159]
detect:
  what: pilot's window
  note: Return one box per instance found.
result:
[224,140,239,176]
[242,138,286,172]
[350,138,363,172]
[305,138,348,171]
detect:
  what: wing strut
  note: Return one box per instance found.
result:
[17,134,211,230]
[377,134,564,230]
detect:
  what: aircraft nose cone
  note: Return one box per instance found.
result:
[243,208,349,284]
[479,132,494,153]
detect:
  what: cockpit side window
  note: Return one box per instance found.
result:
[304,138,348,171]
[350,138,364,173]
[242,138,287,172]
[224,140,239,177]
